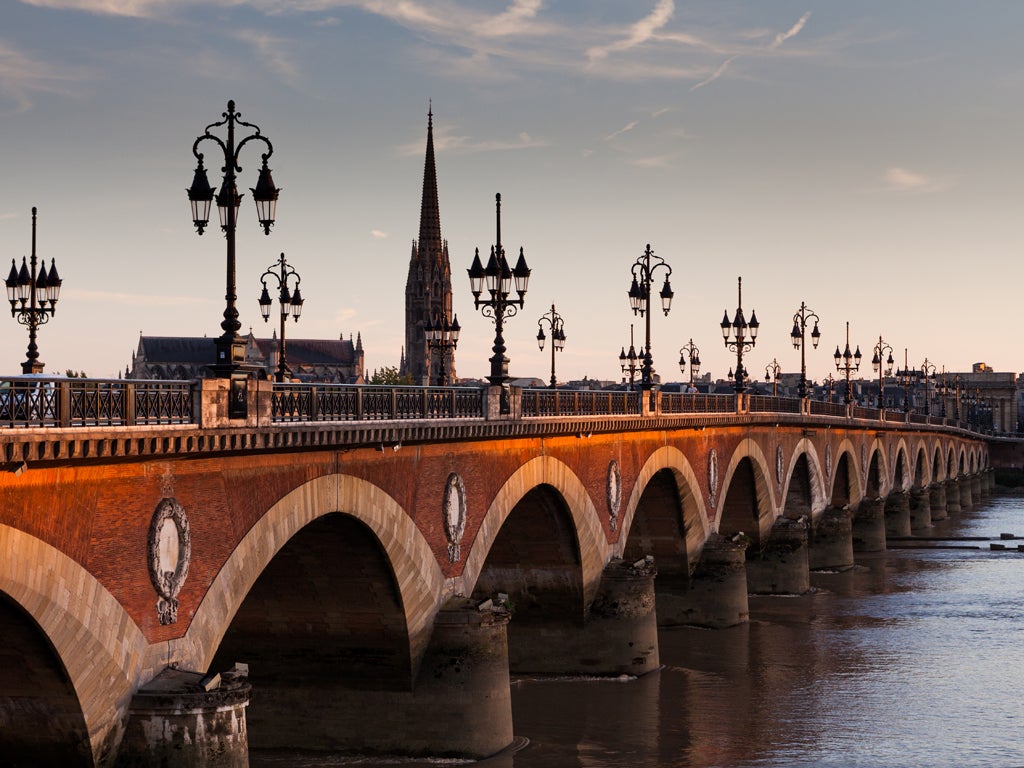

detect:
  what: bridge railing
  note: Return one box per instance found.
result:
[0,376,195,428]
[748,395,802,414]
[661,392,737,414]
[808,400,847,418]
[271,383,484,422]
[521,389,641,417]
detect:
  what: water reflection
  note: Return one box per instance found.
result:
[253,496,1024,768]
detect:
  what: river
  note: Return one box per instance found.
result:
[253,494,1024,768]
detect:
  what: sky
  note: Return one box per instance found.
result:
[1,0,1022,386]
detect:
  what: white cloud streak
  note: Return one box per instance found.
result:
[586,0,674,63]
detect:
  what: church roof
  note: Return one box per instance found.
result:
[138,335,357,366]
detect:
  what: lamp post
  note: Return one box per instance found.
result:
[765,358,781,396]
[833,321,862,405]
[678,339,701,391]
[895,348,914,413]
[5,207,62,374]
[619,324,639,391]
[920,358,936,416]
[425,311,460,387]
[257,253,303,382]
[790,302,820,398]
[720,277,758,393]
[536,303,566,388]
[187,99,280,379]
[467,193,530,413]
[870,336,894,408]
[824,373,836,403]
[627,244,673,393]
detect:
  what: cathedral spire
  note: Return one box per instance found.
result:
[418,103,443,268]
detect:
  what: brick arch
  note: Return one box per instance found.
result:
[460,455,607,608]
[717,440,775,542]
[864,438,888,499]
[779,439,828,522]
[183,473,444,675]
[892,439,912,492]
[616,445,710,571]
[958,446,968,477]
[932,445,945,482]
[0,523,148,768]
[947,445,957,478]
[831,438,866,505]
[912,442,931,488]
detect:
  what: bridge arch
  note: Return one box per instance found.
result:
[618,445,710,578]
[184,473,444,676]
[932,445,945,483]
[461,455,607,608]
[717,440,775,543]
[0,524,147,767]
[779,439,827,522]
[831,439,865,507]
[892,440,911,493]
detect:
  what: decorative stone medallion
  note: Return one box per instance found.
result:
[825,443,833,480]
[443,472,467,563]
[776,445,784,486]
[861,443,868,474]
[606,460,622,532]
[147,497,191,625]
[708,449,719,508]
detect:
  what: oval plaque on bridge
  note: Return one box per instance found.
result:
[606,460,621,532]
[443,473,467,563]
[147,497,191,625]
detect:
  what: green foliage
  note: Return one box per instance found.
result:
[368,366,414,385]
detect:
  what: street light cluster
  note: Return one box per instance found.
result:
[5,208,63,374]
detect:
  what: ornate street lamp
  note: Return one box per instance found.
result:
[619,324,640,391]
[870,336,894,409]
[833,321,862,405]
[425,311,460,387]
[188,99,280,379]
[5,207,62,374]
[627,244,673,393]
[467,193,530,413]
[895,348,914,413]
[765,358,782,396]
[720,277,758,393]
[536,303,566,389]
[920,358,937,416]
[824,373,836,403]
[678,339,701,391]
[257,253,303,382]
[790,301,820,398]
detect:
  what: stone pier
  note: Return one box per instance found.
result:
[928,482,948,521]
[971,474,983,501]
[656,533,748,629]
[945,480,962,515]
[507,558,659,677]
[959,477,973,510]
[808,506,854,571]
[746,517,809,595]
[115,667,251,768]
[884,490,911,537]
[852,498,887,552]
[908,487,932,531]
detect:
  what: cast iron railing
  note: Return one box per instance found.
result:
[0,377,194,427]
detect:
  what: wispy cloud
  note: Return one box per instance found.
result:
[884,167,953,193]
[690,11,810,92]
[771,11,811,49]
[371,229,388,239]
[604,121,638,141]
[399,126,546,156]
[0,41,83,111]
[20,0,177,17]
[586,0,674,63]
[232,29,303,86]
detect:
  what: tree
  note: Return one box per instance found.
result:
[368,366,413,385]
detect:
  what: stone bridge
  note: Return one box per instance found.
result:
[0,377,993,766]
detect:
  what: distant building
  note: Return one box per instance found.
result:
[400,107,456,386]
[128,331,365,383]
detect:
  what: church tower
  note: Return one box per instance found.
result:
[401,106,455,385]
